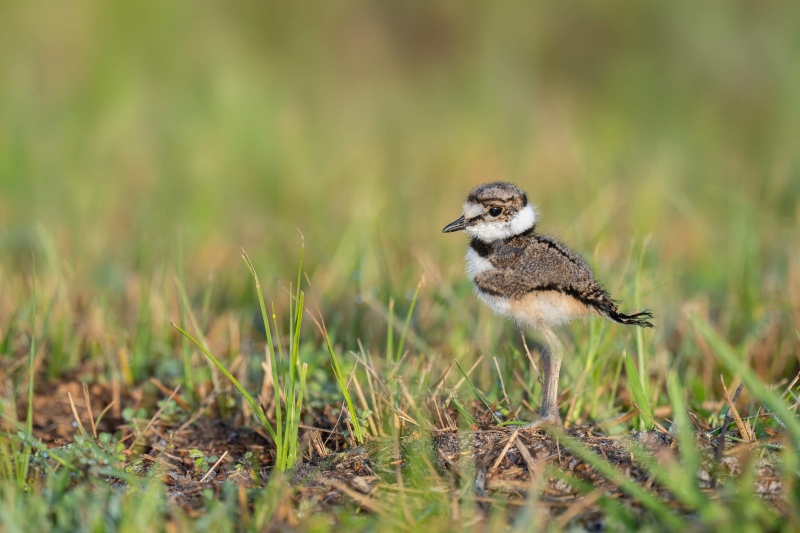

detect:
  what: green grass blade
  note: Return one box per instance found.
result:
[171,322,278,445]
[608,350,626,413]
[396,278,422,362]
[289,232,304,361]
[270,302,285,457]
[281,284,295,470]
[386,298,394,364]
[289,362,308,468]
[666,373,713,515]
[241,249,284,462]
[241,249,275,361]
[287,281,294,394]
[175,275,221,392]
[634,240,648,402]
[322,332,364,443]
[284,234,304,460]
[295,233,304,321]
[20,255,37,487]
[200,281,213,331]
[694,316,800,446]
[544,466,637,528]
[570,319,605,421]
[626,439,724,524]
[658,374,726,523]
[454,360,502,425]
[176,234,194,394]
[290,292,304,399]
[174,276,195,393]
[0,318,15,361]
[26,256,36,436]
[625,351,654,430]
[450,397,478,426]
[271,302,286,393]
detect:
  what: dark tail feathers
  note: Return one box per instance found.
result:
[581,290,655,328]
[607,308,654,328]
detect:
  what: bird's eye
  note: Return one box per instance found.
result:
[489,207,503,217]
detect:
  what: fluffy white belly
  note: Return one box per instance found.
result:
[476,289,512,316]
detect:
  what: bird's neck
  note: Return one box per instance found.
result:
[470,224,536,253]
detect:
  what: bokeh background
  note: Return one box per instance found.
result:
[1,2,799,387]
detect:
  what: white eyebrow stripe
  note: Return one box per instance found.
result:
[463,202,484,219]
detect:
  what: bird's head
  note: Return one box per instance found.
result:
[442,182,536,242]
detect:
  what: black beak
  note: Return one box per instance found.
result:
[442,215,467,233]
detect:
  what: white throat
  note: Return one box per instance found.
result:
[465,204,537,242]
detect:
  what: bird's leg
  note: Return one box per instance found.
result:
[539,347,551,416]
[539,326,564,425]
[524,325,564,428]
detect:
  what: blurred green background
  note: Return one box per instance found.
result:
[2,5,799,529]
[1,1,798,373]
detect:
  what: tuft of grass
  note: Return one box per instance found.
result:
[172,246,311,471]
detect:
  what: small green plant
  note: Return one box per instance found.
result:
[235,451,257,480]
[189,449,218,476]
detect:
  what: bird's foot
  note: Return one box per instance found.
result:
[522,412,563,430]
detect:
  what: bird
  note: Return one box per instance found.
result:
[442,182,653,427]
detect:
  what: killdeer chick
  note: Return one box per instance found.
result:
[443,182,653,426]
